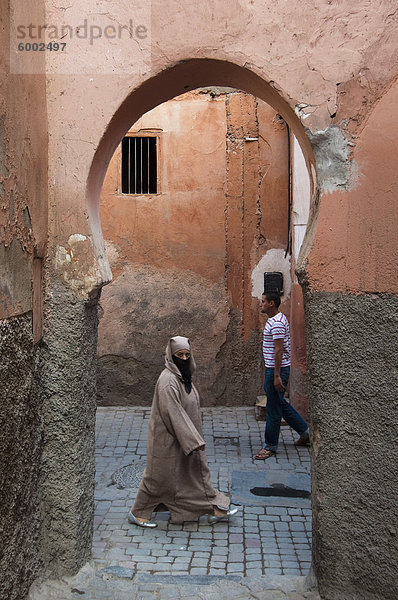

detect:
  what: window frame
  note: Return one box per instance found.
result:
[118,130,161,196]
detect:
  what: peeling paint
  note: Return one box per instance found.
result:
[307,126,358,194]
[22,205,31,229]
[54,236,108,298]
[9,190,14,222]
[55,245,72,266]
[0,238,32,317]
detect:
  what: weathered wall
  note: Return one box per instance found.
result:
[1,2,398,599]
[299,78,398,600]
[305,293,398,600]
[0,315,42,600]
[38,279,99,576]
[0,2,48,599]
[100,92,227,280]
[0,5,48,322]
[42,1,398,595]
[98,91,290,406]
[97,264,231,405]
[225,96,290,330]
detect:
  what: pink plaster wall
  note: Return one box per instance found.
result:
[98,90,294,406]
[0,3,48,321]
[100,92,227,282]
[306,79,398,294]
[41,3,395,303]
[37,2,398,303]
[3,1,398,595]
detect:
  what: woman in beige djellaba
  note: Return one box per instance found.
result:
[128,336,238,528]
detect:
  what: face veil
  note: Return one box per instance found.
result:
[172,355,192,393]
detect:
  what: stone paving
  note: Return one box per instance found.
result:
[30,406,318,600]
[93,407,312,577]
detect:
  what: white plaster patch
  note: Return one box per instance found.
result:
[251,249,292,300]
[62,265,105,299]
[295,104,312,120]
[68,233,87,246]
[55,245,71,266]
[54,236,111,299]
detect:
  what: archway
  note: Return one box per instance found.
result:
[86,59,317,260]
[96,87,304,409]
[86,57,317,421]
[86,58,316,580]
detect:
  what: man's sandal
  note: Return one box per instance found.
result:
[254,448,275,460]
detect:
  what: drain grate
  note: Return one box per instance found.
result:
[109,462,145,489]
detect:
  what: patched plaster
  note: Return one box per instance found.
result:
[251,248,291,300]
[307,126,358,194]
[54,235,109,297]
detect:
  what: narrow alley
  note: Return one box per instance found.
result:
[30,406,318,599]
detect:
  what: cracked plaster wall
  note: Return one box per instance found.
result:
[298,78,398,600]
[47,2,398,294]
[58,5,398,591]
[0,2,48,599]
[1,2,398,599]
[97,264,264,406]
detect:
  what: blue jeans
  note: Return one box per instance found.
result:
[263,366,308,451]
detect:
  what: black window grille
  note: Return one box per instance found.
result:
[121,136,157,194]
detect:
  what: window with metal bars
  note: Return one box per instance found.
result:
[121,136,158,194]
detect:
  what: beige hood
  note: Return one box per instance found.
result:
[164,336,197,378]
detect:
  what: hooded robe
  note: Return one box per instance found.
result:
[132,337,230,523]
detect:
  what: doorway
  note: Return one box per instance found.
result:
[90,67,313,580]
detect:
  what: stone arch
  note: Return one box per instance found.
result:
[78,64,398,600]
[35,60,318,590]
[86,59,317,280]
[82,54,316,578]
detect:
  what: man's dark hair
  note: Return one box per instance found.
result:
[264,291,281,308]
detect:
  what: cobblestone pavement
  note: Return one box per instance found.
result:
[30,406,318,600]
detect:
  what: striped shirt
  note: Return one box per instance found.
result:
[262,312,291,368]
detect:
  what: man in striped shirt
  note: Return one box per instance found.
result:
[255,292,309,460]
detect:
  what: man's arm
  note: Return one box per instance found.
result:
[273,337,285,392]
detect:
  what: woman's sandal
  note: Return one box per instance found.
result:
[255,448,275,460]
